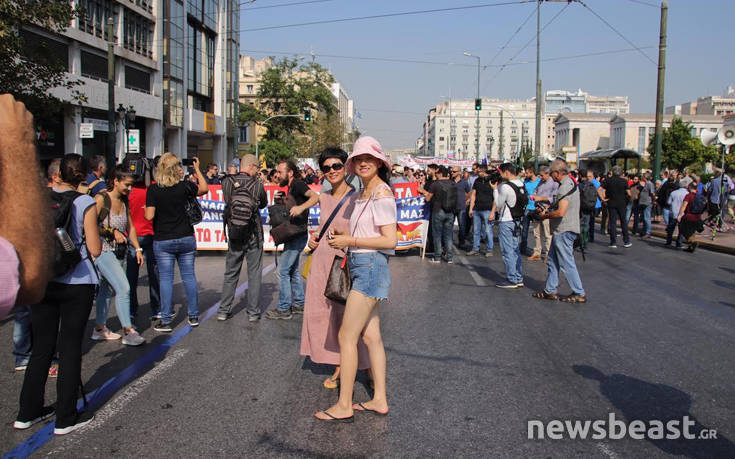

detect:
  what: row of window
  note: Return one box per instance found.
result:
[123,8,153,58]
[80,50,150,93]
[77,0,153,59]
[188,0,218,30]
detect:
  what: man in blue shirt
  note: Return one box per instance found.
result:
[520,166,541,256]
[587,170,601,243]
[85,155,108,196]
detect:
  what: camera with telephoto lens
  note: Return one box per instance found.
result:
[529,202,550,221]
[488,170,502,184]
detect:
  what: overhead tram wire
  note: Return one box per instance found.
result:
[239,0,535,33]
[577,0,657,65]
[487,5,537,66]
[623,0,659,8]
[241,0,339,11]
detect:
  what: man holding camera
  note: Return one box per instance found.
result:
[532,159,586,303]
[492,163,526,289]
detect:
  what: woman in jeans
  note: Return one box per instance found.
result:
[301,148,371,389]
[92,165,145,346]
[145,153,208,332]
[315,136,397,423]
[16,154,101,435]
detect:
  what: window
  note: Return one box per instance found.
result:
[439,136,445,141]
[81,50,108,81]
[187,25,215,100]
[131,0,153,12]
[638,126,647,152]
[125,66,150,93]
[247,84,254,94]
[239,126,249,143]
[78,0,114,40]
[165,78,184,127]
[166,0,185,80]
[188,0,202,20]
[21,30,68,71]
[123,8,153,58]
[204,0,218,30]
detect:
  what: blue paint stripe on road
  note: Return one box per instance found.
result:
[3,262,276,459]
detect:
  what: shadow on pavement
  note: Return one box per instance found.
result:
[573,364,735,458]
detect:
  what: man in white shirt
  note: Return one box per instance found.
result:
[491,163,526,288]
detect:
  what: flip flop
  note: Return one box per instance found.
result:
[323,376,339,389]
[353,403,388,417]
[315,410,354,423]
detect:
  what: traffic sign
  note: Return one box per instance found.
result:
[79,123,94,139]
[128,129,140,153]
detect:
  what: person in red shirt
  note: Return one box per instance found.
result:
[126,182,160,323]
[677,182,703,253]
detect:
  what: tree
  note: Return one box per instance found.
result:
[0,1,83,119]
[648,117,719,171]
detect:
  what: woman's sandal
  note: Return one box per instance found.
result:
[353,402,388,417]
[323,376,340,389]
[532,291,559,300]
[315,410,354,423]
[559,293,587,303]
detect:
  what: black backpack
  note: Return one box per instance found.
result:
[50,190,84,277]
[656,180,675,208]
[223,174,260,240]
[439,180,457,213]
[580,181,598,212]
[504,182,528,220]
[689,194,707,215]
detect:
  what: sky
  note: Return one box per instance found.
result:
[239,0,735,151]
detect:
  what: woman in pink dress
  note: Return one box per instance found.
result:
[300,148,370,388]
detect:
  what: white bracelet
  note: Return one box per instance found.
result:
[135,248,143,252]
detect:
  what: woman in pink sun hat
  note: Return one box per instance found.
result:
[314,136,397,422]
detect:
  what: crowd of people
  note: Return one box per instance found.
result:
[1,91,733,434]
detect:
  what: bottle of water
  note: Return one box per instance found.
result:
[55,227,75,252]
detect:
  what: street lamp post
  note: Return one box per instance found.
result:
[464,52,481,161]
[117,104,136,162]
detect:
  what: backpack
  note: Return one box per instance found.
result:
[78,178,103,196]
[689,194,707,215]
[49,190,84,277]
[504,182,528,220]
[657,180,674,208]
[223,174,260,241]
[580,181,598,212]
[439,180,457,213]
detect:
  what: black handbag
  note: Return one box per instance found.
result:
[324,252,350,304]
[185,195,203,226]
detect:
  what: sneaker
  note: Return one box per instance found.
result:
[187,317,199,327]
[515,282,524,288]
[248,314,261,322]
[496,281,522,289]
[623,242,633,248]
[54,411,94,435]
[48,362,59,378]
[429,258,440,263]
[122,329,145,346]
[14,361,28,372]
[91,326,121,341]
[528,254,542,261]
[291,306,304,315]
[484,251,493,258]
[153,321,172,333]
[150,312,162,321]
[265,309,293,320]
[466,250,479,256]
[608,244,618,249]
[217,313,229,321]
[14,406,55,430]
[447,259,454,264]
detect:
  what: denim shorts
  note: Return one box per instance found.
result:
[348,251,391,300]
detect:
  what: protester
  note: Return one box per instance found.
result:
[665,177,690,248]
[633,173,655,239]
[529,166,557,261]
[492,163,526,288]
[217,154,267,322]
[599,166,631,249]
[85,155,108,196]
[520,166,541,256]
[467,165,494,257]
[145,154,208,331]
[625,174,639,226]
[301,147,371,389]
[390,165,408,185]
[678,181,705,253]
[266,160,320,320]
[706,170,735,227]
[426,166,456,263]
[204,162,221,185]
[315,135,396,422]
[16,154,101,434]
[532,159,586,303]
[657,170,679,226]
[452,166,471,249]
[47,159,62,188]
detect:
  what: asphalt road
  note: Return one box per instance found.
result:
[1,236,734,458]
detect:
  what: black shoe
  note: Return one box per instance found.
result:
[153,321,172,332]
[496,281,522,289]
[291,306,304,315]
[14,406,55,430]
[54,411,94,435]
[265,309,293,320]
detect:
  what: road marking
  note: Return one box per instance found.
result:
[3,262,277,459]
[458,255,488,287]
[596,442,618,458]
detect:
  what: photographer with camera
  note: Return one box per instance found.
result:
[492,163,527,289]
[532,159,586,303]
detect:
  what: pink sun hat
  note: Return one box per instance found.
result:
[345,136,392,175]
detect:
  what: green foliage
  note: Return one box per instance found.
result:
[0,1,83,119]
[648,117,719,171]
[238,102,265,125]
[240,138,291,168]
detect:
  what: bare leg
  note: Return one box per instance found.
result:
[353,305,388,413]
[315,290,376,420]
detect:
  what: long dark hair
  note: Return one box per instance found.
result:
[377,164,391,185]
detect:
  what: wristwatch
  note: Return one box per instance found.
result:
[135,248,143,252]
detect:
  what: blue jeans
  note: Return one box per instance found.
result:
[635,204,652,235]
[13,305,32,367]
[432,208,454,261]
[126,234,159,319]
[545,232,585,295]
[519,210,532,255]
[662,207,671,226]
[625,202,633,225]
[277,232,307,312]
[94,251,133,329]
[472,210,493,251]
[455,209,469,247]
[154,236,198,322]
[498,221,523,284]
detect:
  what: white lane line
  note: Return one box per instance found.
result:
[596,442,618,458]
[458,255,488,287]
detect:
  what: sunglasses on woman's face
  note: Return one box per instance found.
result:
[320,163,344,173]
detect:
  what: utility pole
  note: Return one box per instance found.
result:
[534,0,542,172]
[653,1,668,182]
[107,17,116,165]
[499,111,505,160]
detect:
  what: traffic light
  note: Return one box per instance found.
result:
[303,108,311,122]
[475,98,482,111]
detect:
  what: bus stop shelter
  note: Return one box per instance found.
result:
[579,148,643,175]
